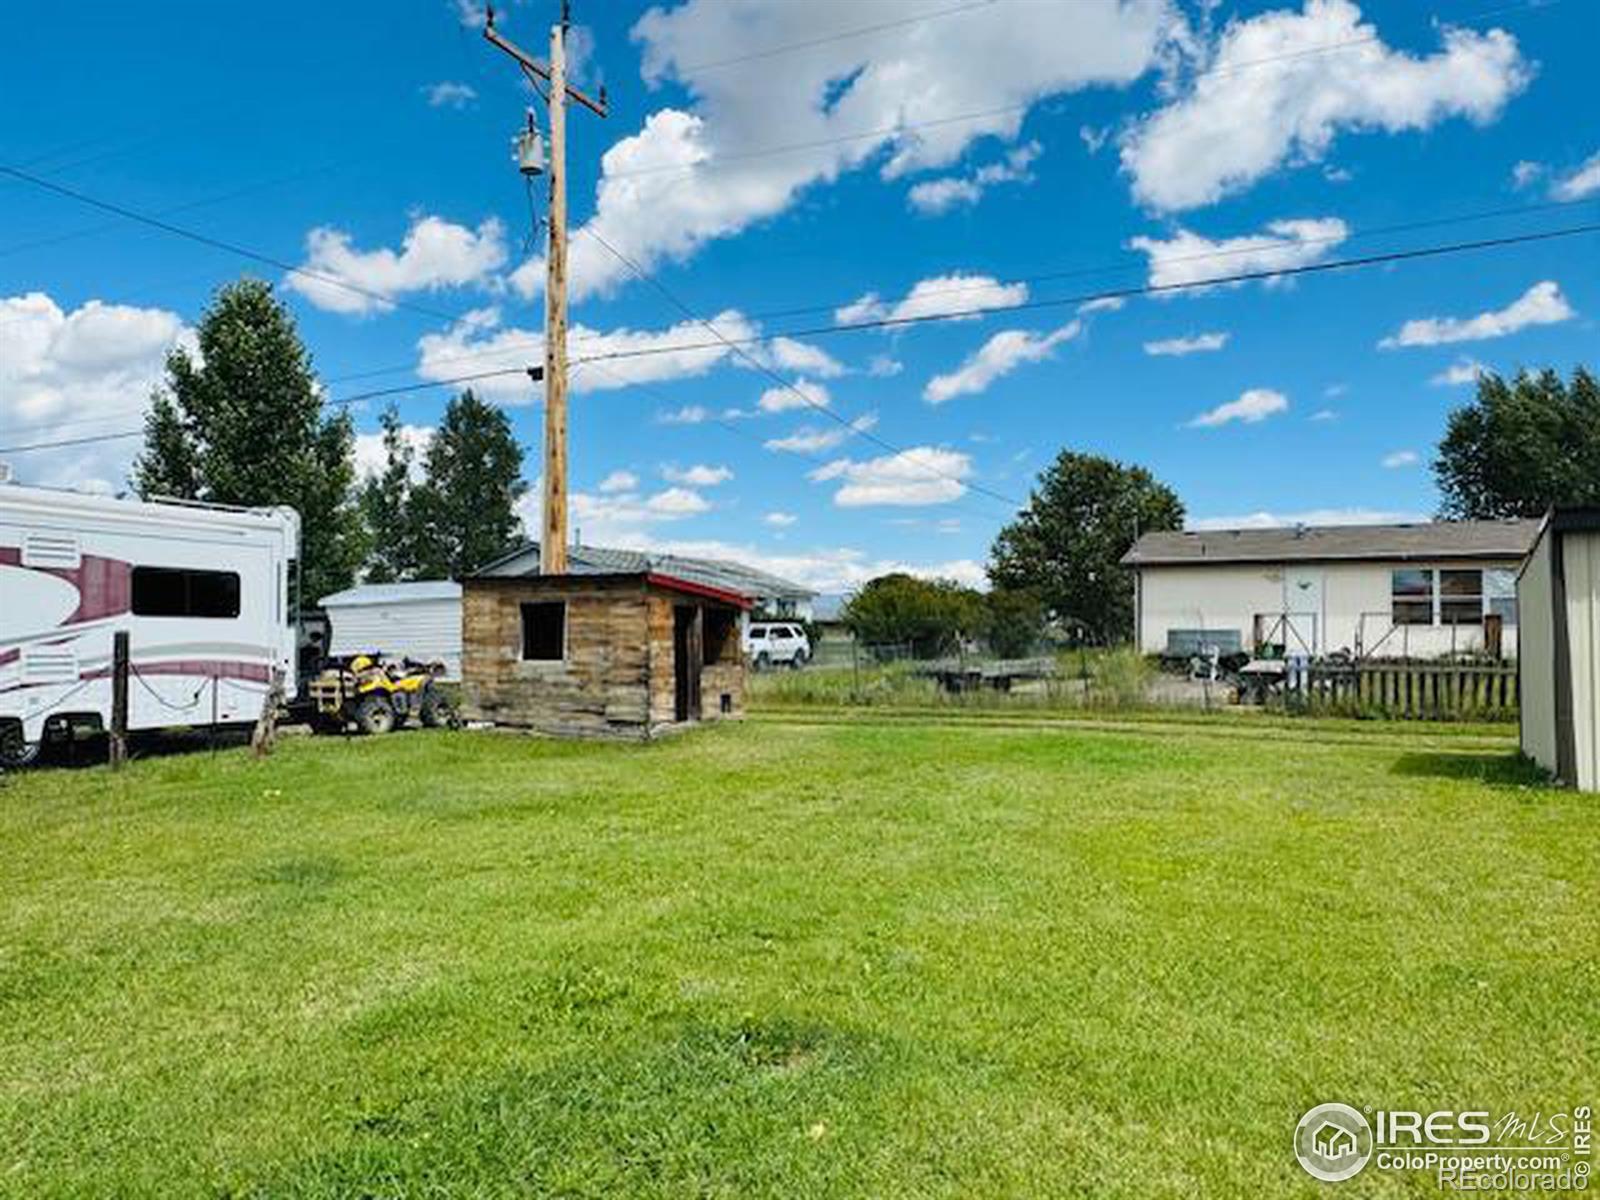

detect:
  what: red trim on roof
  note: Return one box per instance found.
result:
[645,572,752,609]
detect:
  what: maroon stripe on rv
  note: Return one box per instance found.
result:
[79,660,272,684]
[0,545,132,623]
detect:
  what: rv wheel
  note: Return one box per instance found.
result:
[354,695,396,736]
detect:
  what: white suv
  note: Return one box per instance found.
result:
[744,621,811,670]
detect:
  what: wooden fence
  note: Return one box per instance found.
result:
[1294,661,1518,719]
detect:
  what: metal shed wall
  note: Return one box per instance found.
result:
[1517,531,1557,778]
[324,596,463,681]
[1561,531,1600,791]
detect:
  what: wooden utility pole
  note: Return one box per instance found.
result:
[483,3,607,576]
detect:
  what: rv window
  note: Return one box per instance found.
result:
[520,601,565,661]
[131,567,241,619]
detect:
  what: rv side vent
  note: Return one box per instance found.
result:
[22,533,81,570]
[20,647,79,685]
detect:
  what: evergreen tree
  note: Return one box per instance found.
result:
[130,278,364,603]
[359,404,421,583]
[410,390,528,579]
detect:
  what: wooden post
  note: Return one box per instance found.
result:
[541,18,569,576]
[251,668,285,758]
[109,630,129,770]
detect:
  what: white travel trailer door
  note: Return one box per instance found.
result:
[1282,567,1324,654]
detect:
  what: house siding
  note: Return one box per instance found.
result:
[1137,558,1524,659]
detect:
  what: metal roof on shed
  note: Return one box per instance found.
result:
[318,580,462,607]
[1122,519,1541,567]
[474,542,815,600]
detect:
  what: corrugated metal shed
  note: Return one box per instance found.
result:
[1518,508,1600,789]
[1124,519,1541,566]
[318,580,462,680]
[476,542,815,603]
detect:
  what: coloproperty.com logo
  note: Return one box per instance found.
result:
[1294,1102,1593,1190]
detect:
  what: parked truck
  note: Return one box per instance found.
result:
[0,482,300,766]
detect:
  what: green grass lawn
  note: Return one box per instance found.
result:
[1,720,1594,1197]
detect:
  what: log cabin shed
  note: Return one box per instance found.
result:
[461,543,773,739]
[1517,508,1600,789]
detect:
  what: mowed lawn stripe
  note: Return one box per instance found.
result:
[0,723,1592,1197]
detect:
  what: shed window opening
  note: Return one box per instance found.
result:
[1439,569,1484,626]
[520,602,565,661]
[131,567,241,619]
[703,608,738,665]
[1391,569,1434,626]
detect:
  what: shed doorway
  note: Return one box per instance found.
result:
[673,605,703,722]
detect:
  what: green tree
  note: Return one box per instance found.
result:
[1435,367,1600,518]
[409,390,528,579]
[359,404,421,583]
[989,450,1183,644]
[982,587,1046,658]
[841,573,982,658]
[131,278,363,603]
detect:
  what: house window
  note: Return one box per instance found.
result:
[1439,569,1483,626]
[1391,569,1433,626]
[131,567,241,619]
[1485,569,1517,625]
[520,601,565,660]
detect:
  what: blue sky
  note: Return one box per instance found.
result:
[2,0,1596,591]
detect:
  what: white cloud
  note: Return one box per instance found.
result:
[510,2,1178,300]
[1077,296,1126,314]
[835,272,1029,328]
[923,321,1081,404]
[1309,408,1338,421]
[1552,151,1600,201]
[415,306,761,404]
[1379,280,1574,348]
[810,446,973,507]
[764,413,878,454]
[657,404,710,425]
[1430,357,1486,387]
[423,81,477,108]
[1130,217,1348,292]
[766,336,845,378]
[661,463,732,486]
[0,292,192,493]
[354,424,432,481]
[520,480,712,546]
[1188,507,1426,530]
[1187,387,1288,428]
[1382,450,1420,469]
[757,378,830,414]
[597,469,639,493]
[1121,0,1530,211]
[1143,331,1229,356]
[763,511,797,528]
[1511,159,1545,189]
[286,215,507,315]
[866,354,903,378]
[907,140,1042,214]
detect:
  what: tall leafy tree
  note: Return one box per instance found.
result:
[132,278,364,603]
[989,450,1183,644]
[409,390,528,579]
[1435,367,1600,518]
[359,404,421,583]
[841,573,982,658]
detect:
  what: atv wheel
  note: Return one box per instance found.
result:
[354,695,396,735]
[419,688,453,729]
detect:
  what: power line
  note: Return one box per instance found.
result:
[576,224,1024,510]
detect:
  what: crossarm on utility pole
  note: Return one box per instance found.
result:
[482,21,608,117]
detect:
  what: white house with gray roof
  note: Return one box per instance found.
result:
[1122,519,1541,660]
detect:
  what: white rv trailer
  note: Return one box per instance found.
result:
[0,483,299,765]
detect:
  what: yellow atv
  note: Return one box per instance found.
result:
[308,654,454,735]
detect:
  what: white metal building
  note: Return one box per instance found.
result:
[1123,520,1540,660]
[1517,509,1600,789]
[318,581,463,680]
